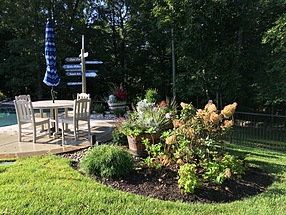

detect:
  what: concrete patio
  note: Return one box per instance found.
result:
[0,116,117,160]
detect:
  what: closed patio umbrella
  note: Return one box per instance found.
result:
[43,20,60,102]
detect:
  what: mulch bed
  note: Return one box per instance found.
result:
[61,149,274,204]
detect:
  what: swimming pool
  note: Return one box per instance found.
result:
[0,107,68,128]
[0,108,17,127]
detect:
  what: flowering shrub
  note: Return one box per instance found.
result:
[144,100,246,193]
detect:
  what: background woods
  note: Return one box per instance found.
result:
[0,0,286,114]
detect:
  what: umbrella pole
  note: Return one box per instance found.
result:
[51,87,55,103]
[51,87,56,133]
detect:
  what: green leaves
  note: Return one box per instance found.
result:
[80,145,134,178]
[178,163,201,194]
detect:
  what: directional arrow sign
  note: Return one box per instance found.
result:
[79,52,89,58]
[86,73,97,77]
[65,57,81,63]
[67,82,82,86]
[85,60,103,65]
[65,70,98,74]
[66,71,97,77]
[63,64,81,70]
[66,72,82,76]
[64,68,81,72]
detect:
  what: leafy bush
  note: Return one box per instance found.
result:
[92,103,106,114]
[178,164,201,194]
[113,107,126,117]
[112,125,128,146]
[145,88,160,103]
[80,145,134,178]
[202,154,246,184]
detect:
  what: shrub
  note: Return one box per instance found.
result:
[142,100,246,193]
[158,101,239,166]
[113,107,126,117]
[112,126,128,146]
[145,88,160,103]
[80,145,134,178]
[92,103,106,114]
[178,163,201,194]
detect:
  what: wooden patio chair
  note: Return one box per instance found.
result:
[61,98,91,145]
[14,95,51,143]
[77,93,90,100]
[61,93,91,118]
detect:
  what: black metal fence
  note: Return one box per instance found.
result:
[224,112,286,152]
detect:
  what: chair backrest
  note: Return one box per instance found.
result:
[77,93,90,100]
[14,99,35,123]
[73,98,91,120]
[15,95,31,102]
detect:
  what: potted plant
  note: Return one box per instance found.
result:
[119,99,172,157]
[107,85,127,112]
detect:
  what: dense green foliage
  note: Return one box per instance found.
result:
[1,0,286,113]
[145,88,160,103]
[92,103,106,114]
[80,144,134,178]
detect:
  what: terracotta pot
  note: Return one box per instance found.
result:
[127,133,161,157]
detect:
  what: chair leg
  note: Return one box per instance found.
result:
[18,124,22,142]
[47,121,51,138]
[87,120,91,141]
[61,121,65,146]
[74,121,77,142]
[33,124,36,143]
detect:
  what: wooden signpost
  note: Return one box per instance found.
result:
[63,35,103,93]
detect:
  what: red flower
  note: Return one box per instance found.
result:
[115,87,127,101]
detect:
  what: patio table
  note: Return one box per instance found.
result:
[32,100,74,135]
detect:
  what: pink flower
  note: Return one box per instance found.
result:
[165,113,171,119]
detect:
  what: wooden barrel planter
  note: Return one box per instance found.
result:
[127,133,161,157]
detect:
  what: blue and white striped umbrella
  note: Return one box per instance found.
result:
[43,21,60,87]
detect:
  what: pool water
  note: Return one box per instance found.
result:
[0,109,17,127]
[0,108,67,128]
[0,161,15,165]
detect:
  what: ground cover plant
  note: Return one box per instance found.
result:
[0,144,285,214]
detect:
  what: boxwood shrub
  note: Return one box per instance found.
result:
[80,144,134,178]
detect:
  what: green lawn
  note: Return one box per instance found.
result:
[0,144,285,215]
